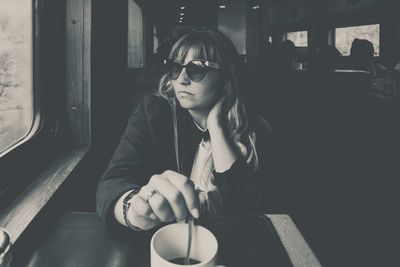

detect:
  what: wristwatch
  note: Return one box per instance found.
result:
[122,189,142,231]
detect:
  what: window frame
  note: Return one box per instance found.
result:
[0,0,91,243]
[0,0,55,196]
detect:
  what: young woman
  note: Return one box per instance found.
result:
[96,30,273,231]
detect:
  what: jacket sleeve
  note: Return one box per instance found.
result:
[96,96,156,230]
[212,116,275,214]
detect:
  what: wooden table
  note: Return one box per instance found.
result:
[14,212,321,267]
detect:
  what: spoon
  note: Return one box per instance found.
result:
[172,106,197,265]
[184,216,194,265]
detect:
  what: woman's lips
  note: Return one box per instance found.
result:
[177,91,194,96]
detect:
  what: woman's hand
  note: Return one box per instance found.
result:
[127,170,200,230]
[206,96,225,130]
[206,95,239,172]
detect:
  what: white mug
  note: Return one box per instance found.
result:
[150,223,219,267]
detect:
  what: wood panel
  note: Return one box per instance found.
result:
[66,0,91,147]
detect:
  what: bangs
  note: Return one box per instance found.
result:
[171,33,220,64]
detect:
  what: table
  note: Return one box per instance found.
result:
[266,215,321,267]
[15,212,321,267]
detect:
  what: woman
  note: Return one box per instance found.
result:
[96,30,273,231]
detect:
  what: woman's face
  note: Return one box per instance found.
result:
[171,49,223,113]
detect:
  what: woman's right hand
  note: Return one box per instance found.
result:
[127,170,200,230]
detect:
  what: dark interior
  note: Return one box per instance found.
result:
[5,0,400,266]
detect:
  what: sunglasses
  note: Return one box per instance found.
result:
[167,59,220,82]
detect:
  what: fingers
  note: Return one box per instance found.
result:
[160,170,200,218]
[135,171,200,226]
[128,194,160,231]
[149,175,188,221]
[147,191,175,222]
[130,194,157,220]
[137,184,175,222]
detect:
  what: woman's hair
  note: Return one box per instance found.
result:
[159,30,259,170]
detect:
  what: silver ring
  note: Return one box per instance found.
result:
[146,190,157,202]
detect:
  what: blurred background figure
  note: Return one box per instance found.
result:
[349,38,374,71]
[349,38,386,76]
[308,45,342,73]
[278,40,296,72]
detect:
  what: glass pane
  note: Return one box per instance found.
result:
[335,24,380,56]
[286,31,308,47]
[0,0,33,155]
[127,0,144,68]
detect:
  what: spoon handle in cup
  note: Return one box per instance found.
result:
[185,216,194,265]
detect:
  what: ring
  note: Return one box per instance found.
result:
[146,190,157,202]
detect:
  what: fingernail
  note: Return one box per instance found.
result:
[191,208,200,218]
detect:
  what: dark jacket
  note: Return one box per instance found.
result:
[96,94,273,230]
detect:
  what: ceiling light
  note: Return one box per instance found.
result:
[219,5,226,9]
[252,5,260,9]
[180,13,184,16]
[180,6,186,10]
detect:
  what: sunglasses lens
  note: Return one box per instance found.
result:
[168,61,208,82]
[170,62,183,80]
[186,63,207,82]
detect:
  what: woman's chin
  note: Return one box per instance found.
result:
[177,99,196,109]
[177,98,211,113]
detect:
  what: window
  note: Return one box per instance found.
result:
[335,24,380,56]
[153,26,159,54]
[127,0,144,68]
[0,0,35,156]
[284,31,308,47]
[217,1,246,55]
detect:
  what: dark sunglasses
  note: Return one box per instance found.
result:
[166,59,220,82]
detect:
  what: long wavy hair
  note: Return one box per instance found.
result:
[159,30,259,170]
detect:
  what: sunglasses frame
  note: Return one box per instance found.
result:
[167,59,220,82]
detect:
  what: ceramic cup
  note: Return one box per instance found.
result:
[150,223,218,267]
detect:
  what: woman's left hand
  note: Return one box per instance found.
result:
[207,96,225,129]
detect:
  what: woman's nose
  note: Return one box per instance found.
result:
[176,66,190,84]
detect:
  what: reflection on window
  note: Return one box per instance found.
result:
[285,31,308,47]
[0,0,33,156]
[153,26,159,54]
[335,24,380,56]
[127,0,144,68]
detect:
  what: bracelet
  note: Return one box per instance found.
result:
[122,189,142,231]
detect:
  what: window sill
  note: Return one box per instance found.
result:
[0,146,88,243]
